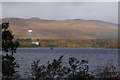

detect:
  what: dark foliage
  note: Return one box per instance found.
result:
[96,62,120,80]
[30,56,94,80]
[2,22,20,80]
[68,57,94,80]
[2,22,19,54]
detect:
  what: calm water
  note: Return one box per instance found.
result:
[15,48,118,77]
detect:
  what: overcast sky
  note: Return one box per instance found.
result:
[1,0,119,2]
[2,2,118,23]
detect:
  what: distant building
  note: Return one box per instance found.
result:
[28,30,32,39]
[32,42,39,45]
[28,30,39,45]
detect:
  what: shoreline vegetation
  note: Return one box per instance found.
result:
[16,38,119,49]
[17,47,119,49]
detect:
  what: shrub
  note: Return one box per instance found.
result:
[30,56,94,80]
[96,61,120,80]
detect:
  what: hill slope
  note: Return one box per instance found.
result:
[2,18,118,39]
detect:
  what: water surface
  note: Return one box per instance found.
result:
[15,48,118,77]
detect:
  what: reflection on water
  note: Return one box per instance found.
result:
[15,48,118,77]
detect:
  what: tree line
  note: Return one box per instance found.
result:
[17,38,119,48]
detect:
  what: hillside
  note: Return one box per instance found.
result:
[2,17,118,39]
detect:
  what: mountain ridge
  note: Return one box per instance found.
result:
[2,17,118,39]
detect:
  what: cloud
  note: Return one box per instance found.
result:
[0,2,2,20]
[2,2,118,23]
[2,0,119,2]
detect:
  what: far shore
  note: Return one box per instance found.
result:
[17,47,119,49]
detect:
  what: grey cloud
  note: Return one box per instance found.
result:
[2,0,119,2]
[2,2,118,23]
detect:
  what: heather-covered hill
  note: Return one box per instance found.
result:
[2,17,118,39]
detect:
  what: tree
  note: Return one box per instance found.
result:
[30,55,94,80]
[2,22,20,80]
